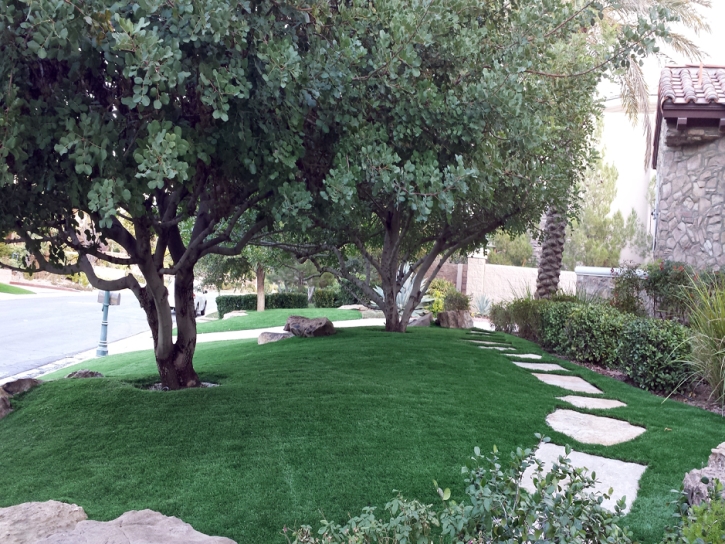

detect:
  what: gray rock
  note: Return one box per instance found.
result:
[258,331,294,345]
[37,509,236,543]
[283,316,336,337]
[408,313,432,327]
[0,500,88,544]
[222,310,247,320]
[684,442,725,505]
[0,389,12,420]
[2,377,42,396]
[436,310,474,329]
[361,310,385,319]
[338,304,368,311]
[66,370,104,379]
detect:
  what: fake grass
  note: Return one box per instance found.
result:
[0,282,34,294]
[195,307,362,333]
[1,327,722,543]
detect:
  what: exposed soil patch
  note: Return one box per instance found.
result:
[559,355,725,417]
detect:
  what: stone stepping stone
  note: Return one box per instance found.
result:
[479,346,515,351]
[546,409,646,446]
[558,396,626,410]
[504,353,542,360]
[467,340,511,346]
[513,362,569,372]
[521,443,646,514]
[532,373,602,394]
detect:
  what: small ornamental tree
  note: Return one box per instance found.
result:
[0,0,319,388]
[271,0,671,331]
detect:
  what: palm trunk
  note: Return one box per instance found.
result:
[535,206,567,299]
[256,265,265,311]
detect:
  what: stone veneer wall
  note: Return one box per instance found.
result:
[655,123,725,268]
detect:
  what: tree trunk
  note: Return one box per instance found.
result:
[536,206,567,299]
[256,265,265,311]
[137,268,200,390]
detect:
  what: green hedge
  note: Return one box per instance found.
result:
[564,304,635,368]
[619,318,691,393]
[216,293,308,318]
[312,289,338,308]
[492,297,692,395]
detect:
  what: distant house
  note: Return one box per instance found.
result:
[652,65,725,269]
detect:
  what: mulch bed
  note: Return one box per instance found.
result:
[560,355,725,417]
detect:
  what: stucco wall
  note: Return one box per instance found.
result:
[655,122,725,268]
[465,257,576,303]
[426,261,467,293]
[0,268,11,284]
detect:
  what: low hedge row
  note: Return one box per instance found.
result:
[216,293,308,317]
[312,284,369,308]
[492,299,691,394]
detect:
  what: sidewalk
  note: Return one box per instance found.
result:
[0,316,493,386]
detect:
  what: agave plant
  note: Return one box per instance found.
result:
[371,264,433,317]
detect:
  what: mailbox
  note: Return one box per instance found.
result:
[97,291,121,305]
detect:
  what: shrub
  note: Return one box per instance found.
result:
[489,302,514,333]
[681,483,725,544]
[289,438,633,544]
[611,262,646,316]
[644,260,691,323]
[507,297,547,341]
[473,294,491,317]
[216,293,308,317]
[429,278,456,316]
[336,279,368,306]
[539,301,580,352]
[312,288,338,308]
[619,318,691,394]
[565,304,634,368]
[443,290,470,312]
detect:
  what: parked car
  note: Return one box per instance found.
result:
[167,280,208,316]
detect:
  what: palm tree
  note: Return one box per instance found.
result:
[534,0,711,300]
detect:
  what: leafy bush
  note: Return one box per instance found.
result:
[619,318,691,394]
[443,290,470,312]
[539,301,580,352]
[312,288,338,308]
[611,262,646,316]
[336,279,368,306]
[565,304,635,368]
[682,483,725,544]
[644,260,691,323]
[216,293,308,317]
[428,278,456,316]
[289,438,633,544]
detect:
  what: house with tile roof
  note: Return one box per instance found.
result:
[652,65,725,269]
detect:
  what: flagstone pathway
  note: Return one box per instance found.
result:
[466,328,648,513]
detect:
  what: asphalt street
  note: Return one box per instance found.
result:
[0,289,152,379]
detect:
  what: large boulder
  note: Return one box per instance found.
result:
[361,310,385,319]
[338,304,369,311]
[0,389,12,420]
[0,500,87,544]
[66,370,104,379]
[38,509,236,543]
[684,442,725,505]
[258,331,294,345]
[436,310,474,329]
[2,377,41,396]
[283,316,336,338]
[408,313,432,327]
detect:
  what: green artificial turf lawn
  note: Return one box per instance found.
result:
[0,282,34,294]
[195,307,362,334]
[1,327,723,543]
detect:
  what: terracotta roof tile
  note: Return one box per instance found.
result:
[659,66,725,107]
